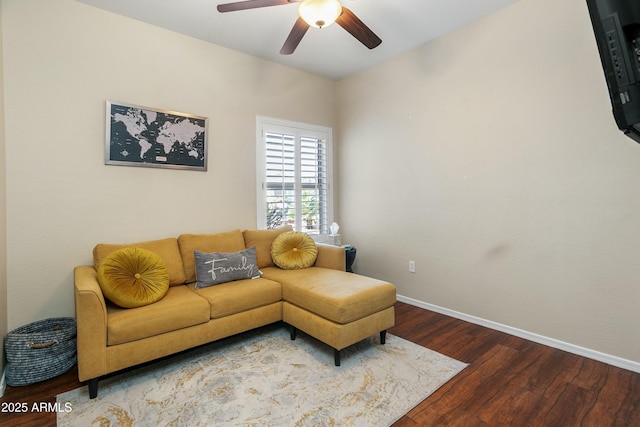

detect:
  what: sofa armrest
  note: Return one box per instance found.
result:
[74,265,108,381]
[314,243,346,271]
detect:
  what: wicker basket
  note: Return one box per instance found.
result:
[4,317,77,386]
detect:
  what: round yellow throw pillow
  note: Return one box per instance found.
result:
[271,231,318,270]
[97,247,170,308]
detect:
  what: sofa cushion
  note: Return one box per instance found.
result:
[178,229,246,283]
[263,267,396,324]
[94,238,186,286]
[187,278,282,319]
[97,247,170,308]
[271,231,318,270]
[106,285,210,346]
[242,226,293,269]
[194,247,262,289]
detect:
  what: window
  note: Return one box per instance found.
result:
[256,117,333,238]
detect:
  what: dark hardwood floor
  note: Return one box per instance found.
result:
[2,301,639,426]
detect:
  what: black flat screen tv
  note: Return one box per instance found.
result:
[586,0,640,144]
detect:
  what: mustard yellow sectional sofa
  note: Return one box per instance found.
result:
[74,227,396,399]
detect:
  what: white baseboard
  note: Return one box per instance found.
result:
[397,294,640,374]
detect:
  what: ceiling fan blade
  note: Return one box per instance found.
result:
[280,17,310,55]
[217,0,299,13]
[336,7,382,49]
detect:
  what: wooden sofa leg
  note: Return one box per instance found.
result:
[334,348,341,366]
[88,378,99,399]
[380,330,387,345]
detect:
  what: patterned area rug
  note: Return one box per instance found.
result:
[57,325,467,426]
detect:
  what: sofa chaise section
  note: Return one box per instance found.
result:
[263,266,396,365]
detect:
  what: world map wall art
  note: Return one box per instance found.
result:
[105,101,208,171]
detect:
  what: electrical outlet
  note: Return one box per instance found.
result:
[409,260,416,273]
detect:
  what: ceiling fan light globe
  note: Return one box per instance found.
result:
[298,0,342,29]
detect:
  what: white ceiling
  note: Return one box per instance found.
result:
[76,0,521,80]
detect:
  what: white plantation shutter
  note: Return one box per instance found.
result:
[300,135,329,233]
[265,131,296,230]
[257,117,333,236]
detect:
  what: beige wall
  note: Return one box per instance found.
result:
[3,0,640,372]
[2,0,336,330]
[337,0,640,364]
[0,1,7,374]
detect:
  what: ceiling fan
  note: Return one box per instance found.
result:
[217,0,382,55]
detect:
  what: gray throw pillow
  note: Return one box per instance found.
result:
[194,246,262,289]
